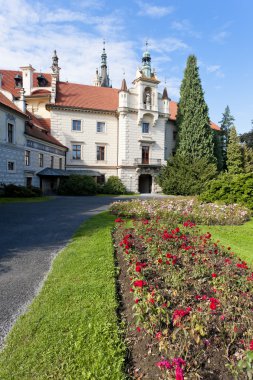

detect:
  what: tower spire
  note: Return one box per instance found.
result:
[51,50,60,81]
[100,40,111,87]
[141,42,151,78]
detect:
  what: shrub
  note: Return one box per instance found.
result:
[58,175,97,195]
[103,176,126,195]
[110,198,250,225]
[199,172,253,209]
[157,155,217,195]
[3,184,42,197]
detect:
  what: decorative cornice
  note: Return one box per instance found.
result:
[46,104,117,116]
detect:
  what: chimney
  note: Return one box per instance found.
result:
[20,65,35,96]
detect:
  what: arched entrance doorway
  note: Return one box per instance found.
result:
[138,174,152,193]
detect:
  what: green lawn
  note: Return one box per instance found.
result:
[199,218,253,266]
[0,196,53,203]
[0,212,126,380]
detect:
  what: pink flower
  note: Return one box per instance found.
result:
[156,360,172,370]
[156,332,162,340]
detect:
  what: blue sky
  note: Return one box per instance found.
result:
[1,0,252,133]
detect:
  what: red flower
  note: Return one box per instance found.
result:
[149,298,155,304]
[158,258,163,264]
[236,262,248,269]
[209,297,219,310]
[249,340,253,350]
[135,265,142,272]
[211,273,217,278]
[136,327,141,332]
[173,307,191,324]
[115,217,123,223]
[135,298,140,304]
[133,280,147,288]
[156,332,162,340]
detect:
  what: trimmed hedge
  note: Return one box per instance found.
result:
[103,176,126,195]
[3,184,42,198]
[199,172,253,209]
[58,175,97,195]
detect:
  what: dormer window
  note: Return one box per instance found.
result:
[37,74,48,87]
[14,74,22,88]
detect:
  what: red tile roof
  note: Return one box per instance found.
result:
[169,100,220,131]
[0,70,51,97]
[26,111,66,148]
[31,89,51,96]
[0,92,27,117]
[25,124,66,148]
[26,111,51,131]
[53,82,119,112]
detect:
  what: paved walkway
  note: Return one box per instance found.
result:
[0,196,123,347]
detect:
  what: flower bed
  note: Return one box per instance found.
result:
[114,217,253,379]
[110,198,250,225]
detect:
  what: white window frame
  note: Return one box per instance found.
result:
[25,150,31,166]
[7,122,15,144]
[39,153,44,168]
[142,122,150,134]
[96,121,106,134]
[96,144,106,162]
[7,160,16,173]
[71,119,82,132]
[72,143,82,160]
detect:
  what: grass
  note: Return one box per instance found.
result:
[0,212,126,380]
[199,218,253,266]
[0,196,53,203]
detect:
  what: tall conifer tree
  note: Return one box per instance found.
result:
[176,55,215,163]
[226,126,243,174]
[219,105,235,169]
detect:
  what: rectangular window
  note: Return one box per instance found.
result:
[72,120,81,132]
[142,146,149,164]
[8,123,14,143]
[96,145,105,161]
[7,161,15,171]
[26,177,32,187]
[97,174,105,185]
[97,122,105,133]
[51,156,54,168]
[39,153,43,168]
[59,157,63,169]
[142,122,149,134]
[72,144,81,160]
[25,150,30,166]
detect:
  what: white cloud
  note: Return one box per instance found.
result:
[171,20,201,38]
[137,1,174,18]
[206,64,225,78]
[212,30,230,43]
[148,37,188,54]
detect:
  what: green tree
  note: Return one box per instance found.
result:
[242,144,253,173]
[226,127,243,174]
[213,129,224,171]
[157,155,217,195]
[219,106,235,169]
[176,55,215,163]
[240,122,253,148]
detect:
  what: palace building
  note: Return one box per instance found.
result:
[0,46,219,193]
